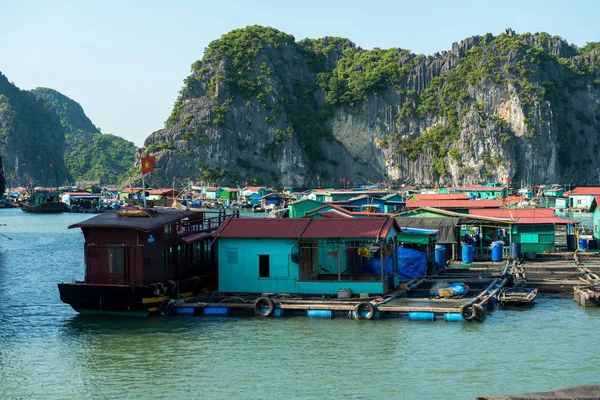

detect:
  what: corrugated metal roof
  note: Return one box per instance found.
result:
[513,217,578,224]
[406,199,503,209]
[215,217,396,239]
[301,218,392,239]
[68,210,199,232]
[469,209,556,218]
[216,218,311,238]
[411,193,470,200]
[570,187,600,195]
[180,232,213,244]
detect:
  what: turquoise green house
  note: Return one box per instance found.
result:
[454,184,509,199]
[287,198,325,218]
[590,197,600,240]
[215,218,402,295]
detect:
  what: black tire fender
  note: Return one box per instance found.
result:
[460,304,477,321]
[254,297,275,317]
[354,302,376,320]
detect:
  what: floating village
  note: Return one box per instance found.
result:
[4,178,600,323]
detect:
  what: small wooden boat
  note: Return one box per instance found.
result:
[573,284,600,307]
[497,287,537,306]
[20,190,66,213]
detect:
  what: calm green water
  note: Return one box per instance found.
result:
[1,208,599,400]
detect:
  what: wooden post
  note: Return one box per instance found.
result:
[380,241,384,282]
[337,239,341,281]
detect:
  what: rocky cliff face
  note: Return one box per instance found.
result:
[0,77,137,187]
[143,27,600,187]
[0,73,69,187]
[32,87,138,184]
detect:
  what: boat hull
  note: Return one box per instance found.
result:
[58,277,201,315]
[20,201,66,213]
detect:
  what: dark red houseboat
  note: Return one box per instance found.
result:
[58,209,237,315]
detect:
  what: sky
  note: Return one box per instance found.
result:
[1,0,599,146]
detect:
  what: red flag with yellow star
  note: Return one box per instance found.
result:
[141,156,155,175]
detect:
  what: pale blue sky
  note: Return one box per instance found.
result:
[1,0,598,146]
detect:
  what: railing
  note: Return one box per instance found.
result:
[181,210,239,234]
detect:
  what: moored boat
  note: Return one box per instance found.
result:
[497,287,538,306]
[58,208,238,315]
[20,190,66,213]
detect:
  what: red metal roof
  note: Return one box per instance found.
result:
[301,218,393,239]
[468,209,577,224]
[245,186,266,192]
[469,209,556,218]
[512,217,577,225]
[215,219,311,238]
[215,217,396,239]
[570,187,600,195]
[121,188,144,193]
[406,199,503,209]
[411,193,470,200]
[454,185,506,192]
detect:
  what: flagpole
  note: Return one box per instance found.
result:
[142,173,146,208]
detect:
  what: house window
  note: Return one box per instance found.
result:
[108,248,123,273]
[259,255,270,278]
[164,224,172,235]
[227,248,238,263]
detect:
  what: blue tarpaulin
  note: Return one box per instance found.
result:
[397,247,427,278]
[360,247,427,279]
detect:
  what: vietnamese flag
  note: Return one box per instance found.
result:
[141,156,156,175]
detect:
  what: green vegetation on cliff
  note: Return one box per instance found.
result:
[31,87,137,184]
[156,26,600,186]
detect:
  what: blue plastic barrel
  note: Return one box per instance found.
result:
[435,245,446,270]
[444,313,465,322]
[579,238,588,252]
[203,307,231,316]
[491,241,503,262]
[510,242,521,259]
[462,245,474,263]
[567,235,575,250]
[174,306,197,315]
[307,310,333,318]
[261,308,285,317]
[408,312,435,321]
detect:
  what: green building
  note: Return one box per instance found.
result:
[287,199,325,218]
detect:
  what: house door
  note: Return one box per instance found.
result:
[299,243,318,280]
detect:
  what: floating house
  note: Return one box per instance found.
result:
[587,197,600,241]
[219,188,238,202]
[287,198,325,218]
[469,209,578,253]
[118,188,143,201]
[262,193,284,208]
[397,207,512,260]
[147,189,175,201]
[61,192,101,207]
[408,193,470,201]
[405,199,503,213]
[542,186,564,198]
[454,184,509,199]
[304,204,388,219]
[568,187,600,211]
[331,194,386,213]
[58,209,236,314]
[323,190,389,202]
[205,187,223,200]
[242,186,267,205]
[381,193,405,214]
[518,188,535,200]
[215,217,403,295]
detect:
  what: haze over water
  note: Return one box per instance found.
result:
[1,209,599,399]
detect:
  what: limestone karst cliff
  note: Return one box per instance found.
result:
[144,27,599,187]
